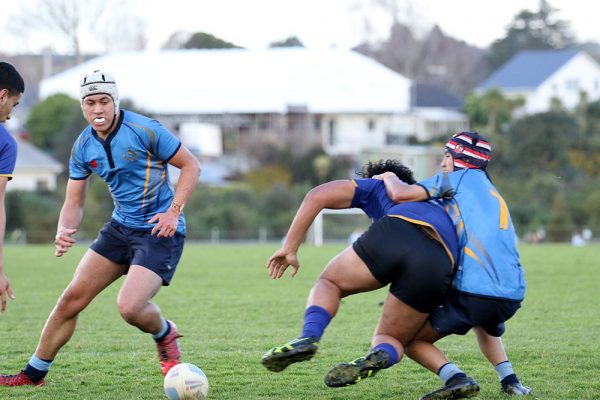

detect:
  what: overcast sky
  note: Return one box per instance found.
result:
[0,0,597,54]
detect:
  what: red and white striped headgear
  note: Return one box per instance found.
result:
[445,131,492,170]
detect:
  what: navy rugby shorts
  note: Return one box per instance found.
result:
[352,216,453,313]
[429,290,522,336]
[90,219,185,286]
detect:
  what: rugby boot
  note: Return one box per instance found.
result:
[156,320,182,376]
[323,349,389,387]
[0,370,45,387]
[502,380,532,395]
[261,337,319,372]
[420,374,480,400]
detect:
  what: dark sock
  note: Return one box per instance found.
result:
[371,343,398,368]
[23,364,48,382]
[501,373,519,386]
[154,320,172,342]
[301,305,331,340]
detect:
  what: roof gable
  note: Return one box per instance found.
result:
[477,49,579,91]
[412,82,463,109]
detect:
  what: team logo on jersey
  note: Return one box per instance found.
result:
[89,160,98,169]
[122,148,139,162]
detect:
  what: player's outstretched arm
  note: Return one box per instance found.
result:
[54,179,88,257]
[266,180,355,279]
[0,178,14,312]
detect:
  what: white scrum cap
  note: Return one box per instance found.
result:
[80,70,120,111]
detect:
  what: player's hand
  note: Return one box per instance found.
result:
[0,273,14,313]
[267,248,300,279]
[149,209,179,238]
[372,171,396,180]
[54,228,77,257]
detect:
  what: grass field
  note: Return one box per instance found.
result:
[0,243,598,399]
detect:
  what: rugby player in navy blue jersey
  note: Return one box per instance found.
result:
[0,62,24,313]
[261,160,459,388]
[0,70,200,387]
[378,131,531,398]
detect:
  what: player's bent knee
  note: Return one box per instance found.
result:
[54,289,90,316]
[117,301,145,325]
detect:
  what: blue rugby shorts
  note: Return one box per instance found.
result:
[90,219,185,285]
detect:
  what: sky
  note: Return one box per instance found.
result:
[0,0,598,54]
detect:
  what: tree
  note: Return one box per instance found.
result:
[183,32,242,49]
[269,36,305,48]
[464,88,524,134]
[486,0,575,70]
[25,93,87,164]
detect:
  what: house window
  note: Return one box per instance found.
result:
[565,79,579,91]
[36,179,49,191]
[328,119,337,146]
[367,119,376,131]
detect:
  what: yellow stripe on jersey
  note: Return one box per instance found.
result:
[140,151,152,214]
[388,215,455,269]
[489,189,509,230]
[464,246,481,263]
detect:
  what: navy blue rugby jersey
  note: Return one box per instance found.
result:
[351,178,458,267]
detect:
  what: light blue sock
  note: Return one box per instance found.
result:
[152,317,169,340]
[27,354,52,372]
[495,360,515,381]
[438,362,465,384]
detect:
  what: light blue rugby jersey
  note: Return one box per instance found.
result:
[69,110,185,234]
[418,169,526,301]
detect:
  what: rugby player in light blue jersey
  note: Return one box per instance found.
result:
[0,61,23,313]
[379,131,531,398]
[261,160,459,388]
[0,70,200,387]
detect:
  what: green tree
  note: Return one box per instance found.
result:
[464,88,524,134]
[25,93,87,164]
[495,111,578,178]
[269,36,304,48]
[486,0,575,70]
[183,32,241,49]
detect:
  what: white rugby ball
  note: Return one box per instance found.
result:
[163,363,209,400]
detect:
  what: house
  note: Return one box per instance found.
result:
[397,82,468,143]
[476,49,600,115]
[9,134,64,191]
[39,48,412,158]
[39,48,468,179]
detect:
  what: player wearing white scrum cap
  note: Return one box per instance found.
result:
[0,70,202,387]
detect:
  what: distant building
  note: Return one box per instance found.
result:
[39,48,411,157]
[10,134,63,191]
[476,49,600,115]
[39,48,466,179]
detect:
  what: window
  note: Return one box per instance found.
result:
[367,119,376,131]
[328,119,337,146]
[565,79,580,91]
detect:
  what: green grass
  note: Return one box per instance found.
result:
[0,243,598,399]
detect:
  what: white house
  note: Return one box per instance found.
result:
[476,49,600,115]
[39,48,413,158]
[10,135,64,191]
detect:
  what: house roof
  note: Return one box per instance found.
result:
[477,49,580,91]
[412,82,463,109]
[39,48,411,115]
[13,134,63,172]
